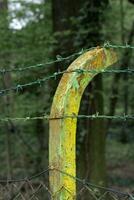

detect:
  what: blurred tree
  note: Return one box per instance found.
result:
[128,0,134,4]
[51,0,83,98]
[0,0,7,9]
[107,22,134,133]
[0,0,13,179]
[52,0,83,56]
[76,1,109,190]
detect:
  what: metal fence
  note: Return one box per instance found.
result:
[0,168,133,199]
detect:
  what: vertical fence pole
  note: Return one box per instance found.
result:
[49,47,118,199]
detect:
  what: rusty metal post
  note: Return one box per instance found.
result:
[49,47,118,199]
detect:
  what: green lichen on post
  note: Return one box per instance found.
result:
[49,47,118,200]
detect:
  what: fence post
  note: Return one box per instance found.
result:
[49,47,118,199]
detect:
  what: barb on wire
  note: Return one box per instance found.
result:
[0,113,134,122]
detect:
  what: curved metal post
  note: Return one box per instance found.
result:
[49,47,118,199]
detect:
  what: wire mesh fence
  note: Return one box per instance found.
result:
[0,168,133,200]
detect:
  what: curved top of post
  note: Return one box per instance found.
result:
[67,47,117,71]
[50,47,117,116]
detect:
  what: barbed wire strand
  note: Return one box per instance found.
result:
[0,113,134,122]
[0,48,90,74]
[0,68,134,96]
[0,42,134,74]
[1,64,134,75]
[103,42,134,49]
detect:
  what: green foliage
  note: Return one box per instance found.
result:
[0,0,133,192]
[106,139,134,188]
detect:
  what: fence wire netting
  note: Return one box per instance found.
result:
[0,168,133,200]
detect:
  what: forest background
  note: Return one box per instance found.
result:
[0,0,134,198]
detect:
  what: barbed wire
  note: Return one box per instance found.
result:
[0,167,133,199]
[0,42,134,75]
[0,48,90,74]
[1,63,134,75]
[104,42,134,49]
[0,113,134,122]
[0,68,134,96]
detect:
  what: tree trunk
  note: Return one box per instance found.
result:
[87,75,106,184]
[51,0,83,71]
[77,0,109,197]
[35,115,48,173]
[0,0,14,181]
[120,0,128,143]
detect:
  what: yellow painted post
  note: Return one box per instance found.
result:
[49,47,118,199]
